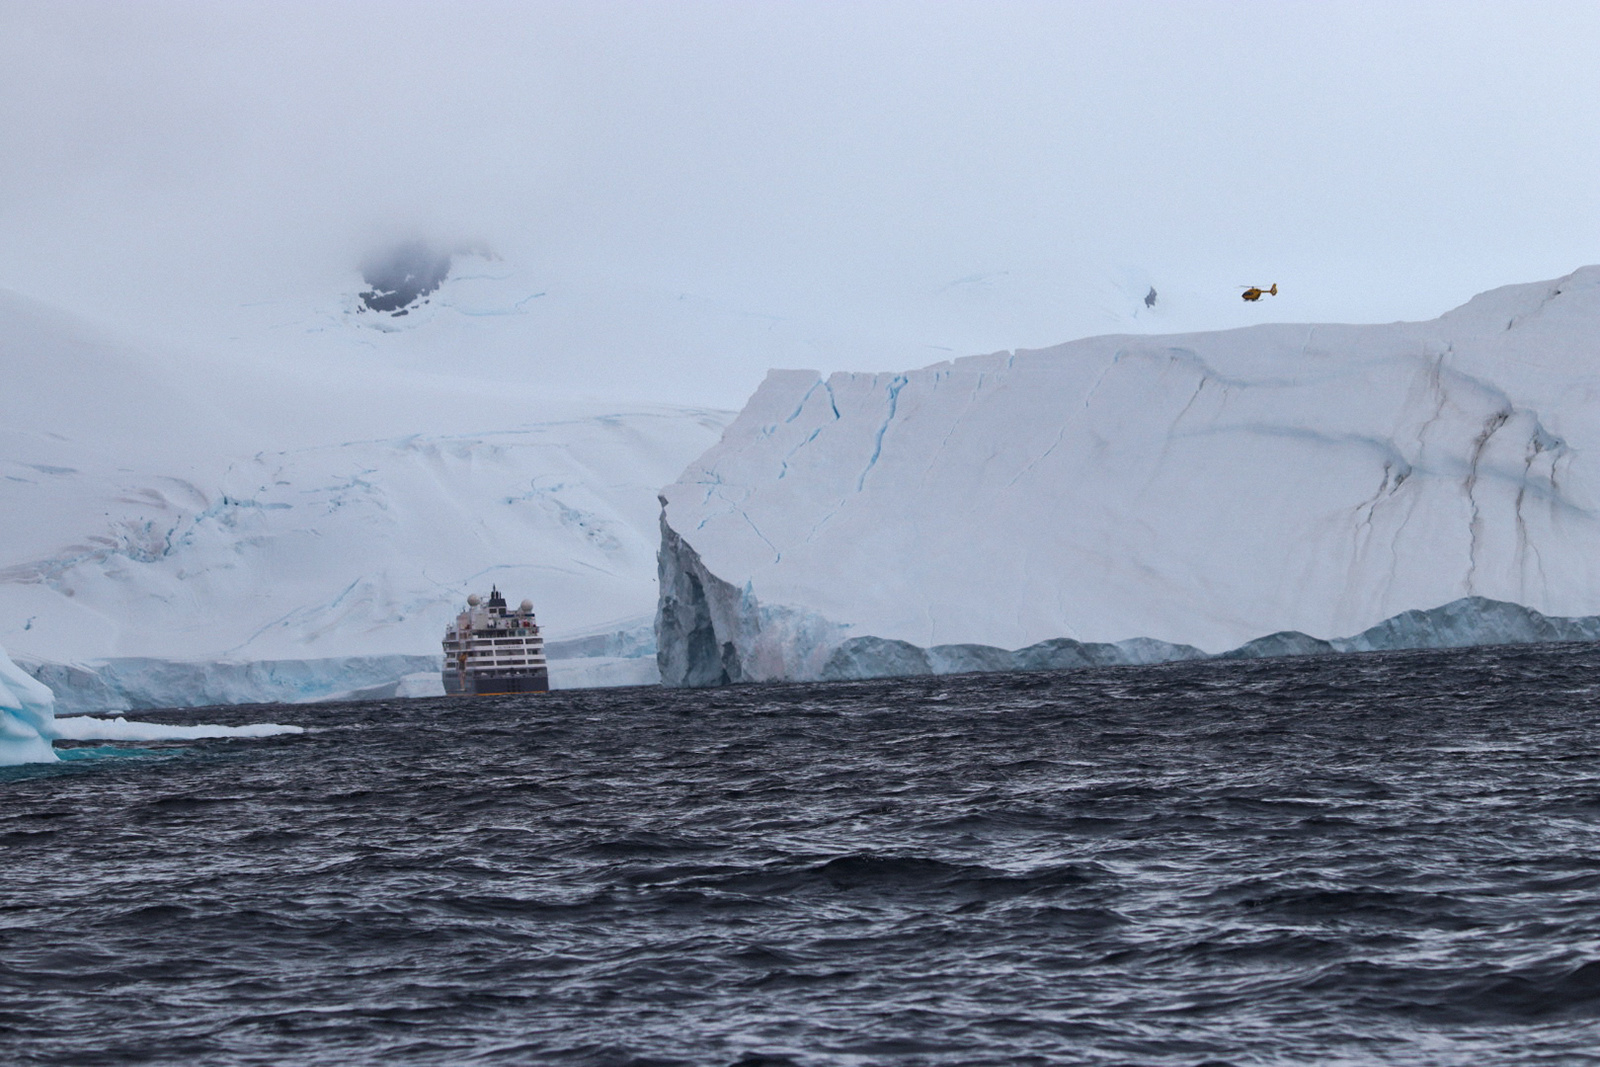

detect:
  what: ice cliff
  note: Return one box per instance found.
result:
[659,267,1600,684]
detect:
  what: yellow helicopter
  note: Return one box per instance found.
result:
[1240,283,1278,302]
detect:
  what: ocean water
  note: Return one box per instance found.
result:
[7,643,1600,1066]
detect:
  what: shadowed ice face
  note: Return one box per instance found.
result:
[2,2,1599,408]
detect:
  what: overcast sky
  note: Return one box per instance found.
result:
[3,0,1599,408]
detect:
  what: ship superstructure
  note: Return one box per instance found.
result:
[442,586,549,695]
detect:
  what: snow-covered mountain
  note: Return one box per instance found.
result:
[658,267,1600,684]
[0,277,732,709]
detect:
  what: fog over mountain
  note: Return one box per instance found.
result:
[3,2,1599,411]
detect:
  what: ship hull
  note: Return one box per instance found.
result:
[442,668,550,696]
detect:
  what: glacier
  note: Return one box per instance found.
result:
[0,285,729,709]
[0,643,302,766]
[658,267,1600,684]
[15,655,442,716]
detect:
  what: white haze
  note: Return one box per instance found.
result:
[3,1,1600,410]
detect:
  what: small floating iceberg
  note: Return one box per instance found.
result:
[1,644,302,766]
[1,643,60,765]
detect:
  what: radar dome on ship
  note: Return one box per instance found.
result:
[443,589,549,696]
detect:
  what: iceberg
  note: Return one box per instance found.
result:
[659,268,1600,684]
[1,643,60,765]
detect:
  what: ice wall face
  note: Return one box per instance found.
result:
[656,509,850,686]
[16,655,441,716]
[658,268,1600,683]
[0,643,302,764]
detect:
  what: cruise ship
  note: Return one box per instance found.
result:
[442,587,549,695]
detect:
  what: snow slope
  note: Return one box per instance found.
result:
[658,267,1600,683]
[0,284,731,708]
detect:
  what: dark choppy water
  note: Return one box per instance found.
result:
[8,644,1600,1065]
